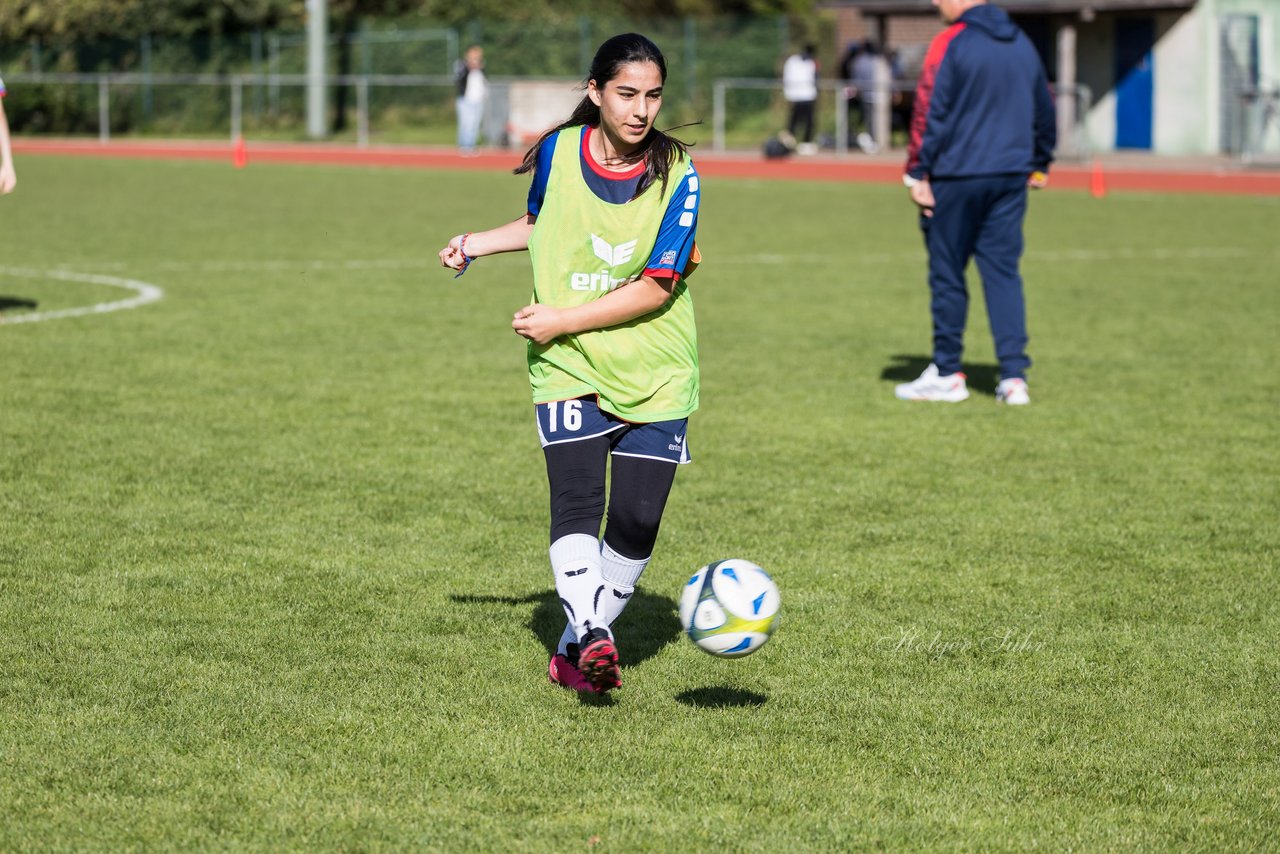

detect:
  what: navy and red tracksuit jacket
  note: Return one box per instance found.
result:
[905,4,1056,180]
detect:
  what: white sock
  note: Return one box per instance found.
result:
[549,534,606,645]
[555,623,576,657]
[599,541,650,629]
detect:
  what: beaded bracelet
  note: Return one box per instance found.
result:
[454,232,474,279]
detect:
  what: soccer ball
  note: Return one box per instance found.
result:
[679,559,780,657]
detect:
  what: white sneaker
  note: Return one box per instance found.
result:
[894,363,969,402]
[995,377,1030,405]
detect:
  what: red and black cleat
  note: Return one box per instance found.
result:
[576,628,622,692]
[548,644,601,694]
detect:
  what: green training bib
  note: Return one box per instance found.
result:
[525,127,699,422]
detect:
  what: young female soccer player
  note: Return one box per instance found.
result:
[439,33,701,694]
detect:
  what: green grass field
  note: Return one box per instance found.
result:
[1,155,1277,850]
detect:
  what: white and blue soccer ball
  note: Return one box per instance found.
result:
[679,559,780,658]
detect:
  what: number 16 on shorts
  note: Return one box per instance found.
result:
[535,397,619,447]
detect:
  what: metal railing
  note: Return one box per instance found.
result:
[1053,83,1093,162]
[712,78,913,155]
[7,71,466,147]
[712,77,1093,160]
[11,70,1096,159]
[1239,86,1280,166]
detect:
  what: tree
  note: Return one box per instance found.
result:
[0,0,294,41]
[0,0,820,46]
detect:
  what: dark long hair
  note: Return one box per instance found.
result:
[514,33,691,199]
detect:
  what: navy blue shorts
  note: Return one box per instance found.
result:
[535,396,691,464]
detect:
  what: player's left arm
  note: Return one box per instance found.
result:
[512,275,674,345]
[641,162,700,283]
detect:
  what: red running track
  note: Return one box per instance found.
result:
[14,138,1280,196]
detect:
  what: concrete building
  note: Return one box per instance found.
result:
[822,0,1280,159]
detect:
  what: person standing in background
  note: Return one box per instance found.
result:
[454,45,488,154]
[782,44,819,155]
[851,40,886,154]
[839,41,863,148]
[0,73,17,194]
[895,0,1055,405]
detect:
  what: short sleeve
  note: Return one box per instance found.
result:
[642,161,700,282]
[526,131,559,217]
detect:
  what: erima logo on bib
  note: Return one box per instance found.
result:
[592,234,637,266]
[571,234,640,291]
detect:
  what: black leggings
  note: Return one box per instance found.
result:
[544,435,677,560]
[788,100,815,143]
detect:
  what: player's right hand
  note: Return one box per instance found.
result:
[439,235,466,270]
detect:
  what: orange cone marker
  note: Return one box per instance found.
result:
[1089,158,1106,198]
[233,136,248,169]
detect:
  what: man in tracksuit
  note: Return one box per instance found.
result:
[896,0,1056,405]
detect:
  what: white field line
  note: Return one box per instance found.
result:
[0,266,164,325]
[51,258,444,274]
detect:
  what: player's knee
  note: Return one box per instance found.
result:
[549,478,605,540]
[605,496,663,558]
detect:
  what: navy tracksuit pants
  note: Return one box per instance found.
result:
[921,174,1030,380]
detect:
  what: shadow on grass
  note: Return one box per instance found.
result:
[0,296,39,311]
[675,687,768,708]
[449,588,681,669]
[881,353,1000,397]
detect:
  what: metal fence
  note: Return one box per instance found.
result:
[0,15,827,129]
[711,78,1094,160]
[712,78,904,155]
[1239,86,1280,166]
[8,70,1101,160]
[7,71,469,147]
[5,71,546,150]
